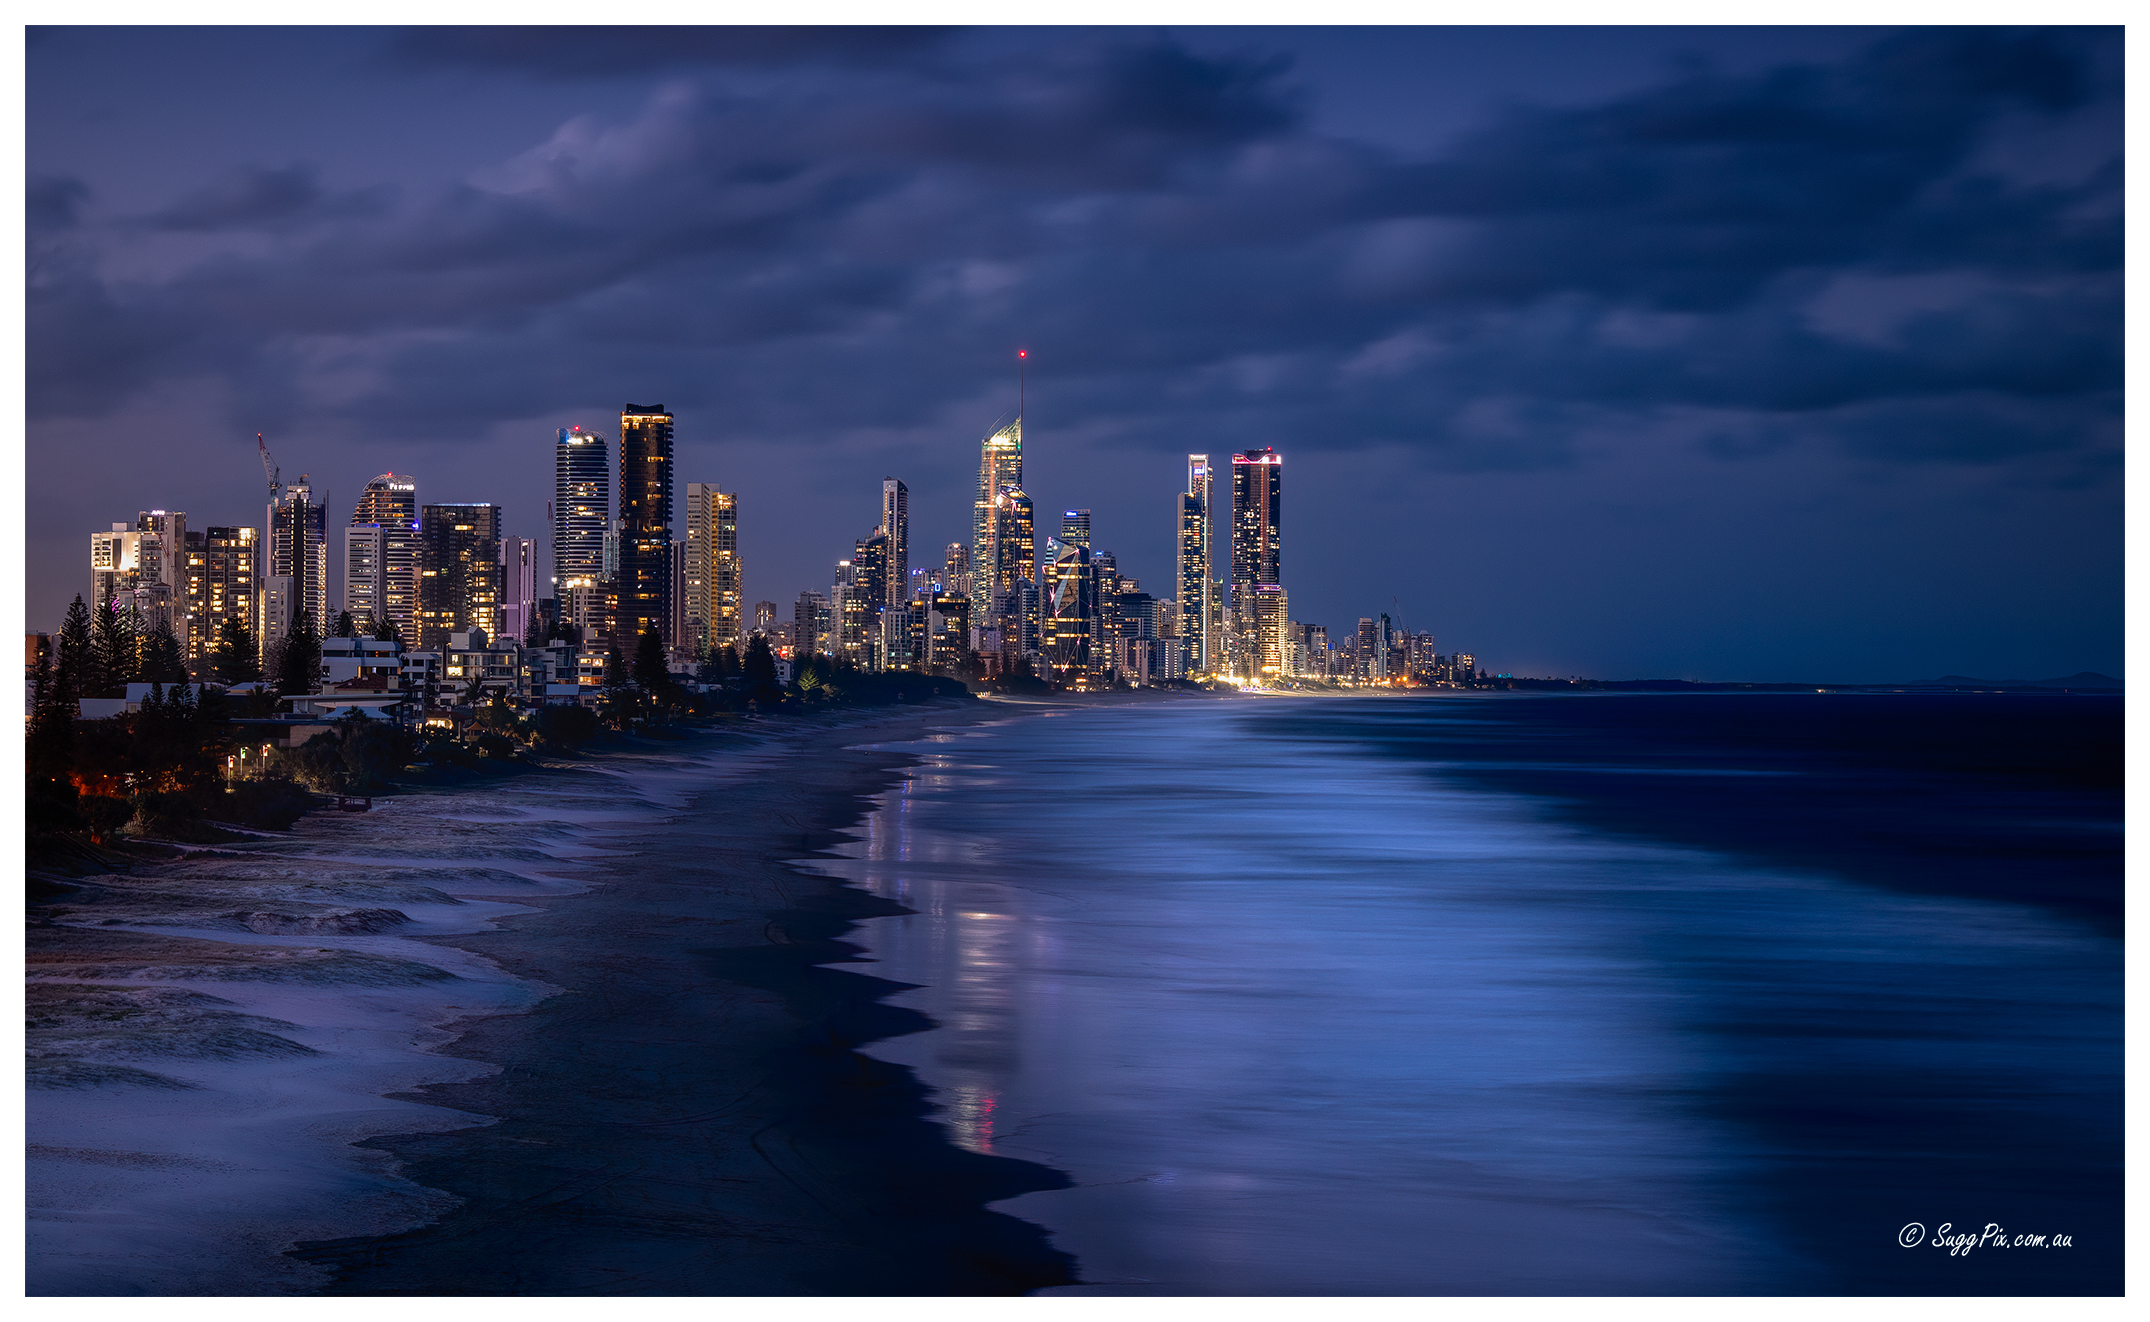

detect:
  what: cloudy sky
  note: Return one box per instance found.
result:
[25,24,2121,680]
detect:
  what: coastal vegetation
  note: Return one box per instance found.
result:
[26,599,974,865]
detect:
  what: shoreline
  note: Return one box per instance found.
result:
[30,699,1079,1295]
[281,698,1080,1295]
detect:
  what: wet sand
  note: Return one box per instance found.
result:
[286,700,1080,1295]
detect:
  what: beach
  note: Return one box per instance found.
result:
[28,697,1076,1296]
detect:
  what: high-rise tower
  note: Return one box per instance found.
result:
[1179,455,1214,675]
[1230,448,1282,680]
[880,478,909,614]
[553,426,609,593]
[417,503,503,649]
[183,526,256,673]
[619,405,674,646]
[345,472,420,638]
[680,482,740,654]
[266,476,328,649]
[972,420,1022,615]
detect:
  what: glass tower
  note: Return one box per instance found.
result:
[417,503,504,650]
[881,478,909,613]
[972,419,1023,616]
[618,405,674,647]
[1230,448,1282,680]
[553,427,609,593]
[1179,455,1213,675]
[345,472,420,637]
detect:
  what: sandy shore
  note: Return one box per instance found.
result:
[28,697,1088,1295]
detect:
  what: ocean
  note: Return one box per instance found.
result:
[804,693,2123,1295]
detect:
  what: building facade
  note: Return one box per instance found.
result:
[971,419,1022,617]
[881,478,909,614]
[679,482,741,655]
[618,405,674,647]
[344,472,420,638]
[1229,448,1283,680]
[500,535,538,643]
[554,426,609,598]
[266,477,329,633]
[183,525,256,672]
[1179,455,1214,676]
[417,503,504,650]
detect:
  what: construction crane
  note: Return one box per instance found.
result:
[257,432,282,504]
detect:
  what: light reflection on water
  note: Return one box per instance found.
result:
[802,702,2113,1295]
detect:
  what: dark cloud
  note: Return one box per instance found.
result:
[27,174,89,231]
[148,163,391,231]
[387,25,958,76]
[27,26,2121,495]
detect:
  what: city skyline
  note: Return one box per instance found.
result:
[25,26,2121,680]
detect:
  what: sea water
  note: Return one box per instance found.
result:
[804,695,2122,1295]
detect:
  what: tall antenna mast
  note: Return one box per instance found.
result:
[1018,348,1027,421]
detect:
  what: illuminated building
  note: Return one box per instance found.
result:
[680,482,742,653]
[417,503,503,650]
[183,525,255,673]
[554,426,609,596]
[881,478,909,613]
[1179,455,1214,675]
[971,419,1022,614]
[618,404,674,646]
[834,555,878,669]
[990,485,1036,654]
[920,591,970,673]
[352,473,418,527]
[344,472,420,638]
[1229,448,1282,679]
[794,590,831,659]
[266,475,329,637]
[944,540,971,599]
[500,536,538,643]
[1043,535,1092,682]
[1252,586,1289,679]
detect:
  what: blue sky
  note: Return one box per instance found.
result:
[25,25,2122,679]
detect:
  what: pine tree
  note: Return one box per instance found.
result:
[277,609,322,697]
[56,595,94,704]
[716,643,742,681]
[91,598,138,697]
[373,614,403,646]
[216,615,262,684]
[140,619,188,683]
[743,633,780,694]
[524,612,548,647]
[333,610,357,639]
[633,629,669,693]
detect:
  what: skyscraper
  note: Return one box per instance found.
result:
[1230,448,1283,680]
[1043,535,1093,682]
[553,427,609,594]
[1179,455,1214,675]
[352,473,418,527]
[944,540,971,599]
[972,419,1022,611]
[266,477,328,652]
[618,405,674,646]
[417,503,503,650]
[345,472,420,637]
[881,478,909,614]
[795,590,831,659]
[991,486,1037,657]
[1060,508,1090,549]
[183,525,256,672]
[500,536,538,643]
[681,481,742,653]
